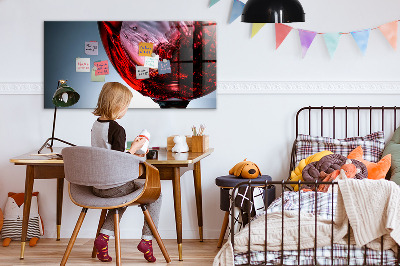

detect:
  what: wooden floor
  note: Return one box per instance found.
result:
[0,239,221,265]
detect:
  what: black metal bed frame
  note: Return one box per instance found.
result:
[230,106,400,266]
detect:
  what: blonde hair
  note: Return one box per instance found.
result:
[93,82,133,120]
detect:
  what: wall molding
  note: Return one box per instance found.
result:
[1,81,400,95]
[217,81,400,94]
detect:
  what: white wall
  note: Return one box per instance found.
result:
[1,0,400,240]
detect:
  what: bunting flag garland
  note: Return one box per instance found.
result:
[275,23,293,49]
[209,0,220,7]
[229,0,245,24]
[323,33,341,58]
[298,29,317,58]
[378,21,398,50]
[351,29,370,55]
[207,2,400,58]
[251,23,266,38]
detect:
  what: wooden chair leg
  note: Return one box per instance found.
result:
[141,205,171,263]
[114,210,121,266]
[217,211,230,248]
[91,209,108,258]
[60,208,88,266]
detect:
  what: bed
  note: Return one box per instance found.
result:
[214,106,400,266]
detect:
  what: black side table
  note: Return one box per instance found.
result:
[215,175,275,248]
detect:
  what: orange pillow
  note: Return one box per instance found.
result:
[347,146,391,180]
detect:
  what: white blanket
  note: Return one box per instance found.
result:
[213,179,400,266]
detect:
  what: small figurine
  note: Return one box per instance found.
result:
[172,135,189,153]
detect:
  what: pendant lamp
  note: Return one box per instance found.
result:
[38,80,80,154]
[241,0,305,23]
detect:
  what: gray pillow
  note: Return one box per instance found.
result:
[382,126,400,184]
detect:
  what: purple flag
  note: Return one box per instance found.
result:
[298,29,317,58]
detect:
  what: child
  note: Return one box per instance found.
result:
[91,82,162,263]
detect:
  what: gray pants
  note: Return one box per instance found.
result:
[92,180,162,240]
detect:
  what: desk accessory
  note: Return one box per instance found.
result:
[38,80,80,154]
[146,150,158,160]
[172,135,189,153]
[167,136,192,151]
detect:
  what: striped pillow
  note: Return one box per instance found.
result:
[294,131,385,167]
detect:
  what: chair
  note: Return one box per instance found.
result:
[60,146,171,265]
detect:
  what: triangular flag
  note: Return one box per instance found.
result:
[251,23,266,38]
[323,33,341,58]
[229,0,245,24]
[298,29,317,58]
[351,29,370,55]
[275,23,293,49]
[209,0,220,7]
[378,21,397,50]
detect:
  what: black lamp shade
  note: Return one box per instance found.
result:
[52,80,80,107]
[241,0,305,23]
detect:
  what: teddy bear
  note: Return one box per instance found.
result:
[172,135,189,153]
[229,159,261,179]
[1,192,44,247]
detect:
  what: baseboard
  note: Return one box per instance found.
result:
[2,81,400,95]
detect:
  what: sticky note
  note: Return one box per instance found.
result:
[144,54,159,69]
[85,41,98,55]
[76,58,90,72]
[136,66,150,79]
[91,66,105,82]
[94,60,109,75]
[158,59,171,74]
[138,42,154,56]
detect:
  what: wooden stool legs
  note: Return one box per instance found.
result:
[141,205,171,263]
[217,211,230,248]
[61,208,88,266]
[114,209,121,266]
[91,209,108,258]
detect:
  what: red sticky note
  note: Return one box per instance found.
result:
[94,60,109,76]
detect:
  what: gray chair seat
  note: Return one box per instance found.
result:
[69,180,145,208]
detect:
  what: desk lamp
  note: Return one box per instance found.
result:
[241,0,305,23]
[38,80,80,154]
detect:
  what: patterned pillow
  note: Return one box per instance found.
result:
[294,131,385,166]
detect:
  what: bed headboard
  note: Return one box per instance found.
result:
[290,106,400,179]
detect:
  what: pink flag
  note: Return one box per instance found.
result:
[378,21,398,50]
[275,23,293,49]
[298,29,317,58]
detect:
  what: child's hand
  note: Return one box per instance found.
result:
[128,137,147,154]
[134,149,149,157]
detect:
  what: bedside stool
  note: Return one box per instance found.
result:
[215,175,275,248]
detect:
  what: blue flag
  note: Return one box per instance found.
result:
[351,29,370,55]
[229,0,245,24]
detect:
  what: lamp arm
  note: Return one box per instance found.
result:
[50,106,57,148]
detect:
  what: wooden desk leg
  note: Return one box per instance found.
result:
[172,167,183,261]
[20,165,35,259]
[193,161,203,242]
[56,178,64,241]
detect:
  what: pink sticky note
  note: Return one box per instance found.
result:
[94,60,109,75]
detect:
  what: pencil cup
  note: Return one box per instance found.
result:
[191,135,209,153]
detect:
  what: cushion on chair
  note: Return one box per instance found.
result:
[69,180,145,208]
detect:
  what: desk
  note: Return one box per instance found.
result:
[10,147,213,261]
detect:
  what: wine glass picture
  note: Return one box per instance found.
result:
[44,21,217,109]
